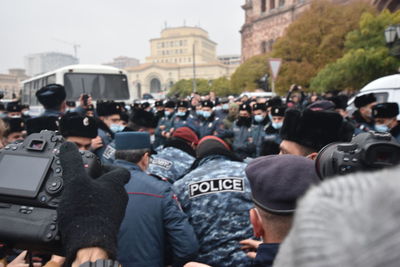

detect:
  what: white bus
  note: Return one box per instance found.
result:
[21,64,131,110]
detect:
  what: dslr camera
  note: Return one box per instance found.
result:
[316,131,400,179]
[0,130,101,253]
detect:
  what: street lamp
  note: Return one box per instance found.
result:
[384,24,400,58]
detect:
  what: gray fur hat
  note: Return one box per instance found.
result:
[274,166,400,267]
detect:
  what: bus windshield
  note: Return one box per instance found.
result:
[64,73,129,100]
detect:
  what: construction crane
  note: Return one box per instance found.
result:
[52,38,81,59]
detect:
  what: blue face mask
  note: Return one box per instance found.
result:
[176,111,186,117]
[215,106,222,111]
[254,115,265,123]
[222,104,229,110]
[110,124,124,133]
[272,121,283,130]
[202,111,212,118]
[164,111,172,117]
[196,110,203,116]
[375,124,389,132]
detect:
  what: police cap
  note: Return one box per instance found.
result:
[96,101,122,116]
[59,112,98,139]
[270,105,286,117]
[6,101,22,113]
[177,100,189,108]
[252,103,266,111]
[246,155,320,214]
[165,100,176,109]
[201,100,214,108]
[239,104,252,113]
[4,117,26,134]
[372,102,399,118]
[36,84,66,108]
[115,132,151,151]
[26,117,59,135]
[155,100,164,107]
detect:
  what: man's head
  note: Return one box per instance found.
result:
[252,103,267,123]
[201,100,214,118]
[280,108,351,159]
[246,155,320,242]
[354,93,377,119]
[328,95,349,118]
[196,136,231,159]
[115,132,152,171]
[59,112,98,150]
[372,102,399,132]
[172,126,199,149]
[3,118,26,145]
[96,101,122,128]
[164,100,176,116]
[177,100,189,116]
[238,104,252,118]
[36,84,67,111]
[155,100,164,112]
[270,105,286,130]
[128,109,157,134]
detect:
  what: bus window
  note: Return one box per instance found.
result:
[64,73,129,100]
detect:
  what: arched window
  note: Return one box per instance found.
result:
[150,78,161,93]
[261,0,267,12]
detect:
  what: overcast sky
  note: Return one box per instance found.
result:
[0,0,244,73]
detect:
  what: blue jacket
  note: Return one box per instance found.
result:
[154,113,174,148]
[40,109,63,117]
[252,243,280,267]
[173,155,253,267]
[149,146,195,183]
[115,160,199,267]
[95,128,113,161]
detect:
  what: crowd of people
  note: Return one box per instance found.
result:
[0,82,399,267]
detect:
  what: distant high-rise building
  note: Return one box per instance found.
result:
[24,52,79,76]
[103,56,140,69]
[218,55,241,66]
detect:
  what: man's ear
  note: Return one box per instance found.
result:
[307,152,318,161]
[250,209,264,238]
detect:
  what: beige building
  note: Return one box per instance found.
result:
[0,69,29,99]
[126,26,238,99]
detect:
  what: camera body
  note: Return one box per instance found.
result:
[0,130,101,253]
[316,131,400,179]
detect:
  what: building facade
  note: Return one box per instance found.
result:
[0,69,29,99]
[240,0,395,62]
[24,52,79,76]
[126,26,238,99]
[103,56,140,69]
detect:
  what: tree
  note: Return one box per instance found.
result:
[168,78,214,97]
[310,9,400,92]
[230,53,270,93]
[270,0,374,94]
[210,77,232,96]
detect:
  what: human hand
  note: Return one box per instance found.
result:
[90,136,103,150]
[240,239,262,259]
[7,251,42,267]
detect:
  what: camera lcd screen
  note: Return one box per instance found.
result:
[0,154,51,198]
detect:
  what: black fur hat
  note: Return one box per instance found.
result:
[6,101,22,112]
[354,93,376,108]
[239,103,252,113]
[328,95,348,110]
[96,101,122,116]
[201,100,214,108]
[4,117,25,134]
[155,100,164,107]
[26,117,59,135]
[271,105,287,117]
[165,100,176,109]
[130,109,157,128]
[253,103,267,111]
[280,108,351,151]
[59,112,98,138]
[267,96,283,108]
[177,100,189,108]
[372,102,399,118]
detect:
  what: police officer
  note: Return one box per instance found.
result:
[2,117,25,145]
[154,100,176,148]
[264,105,286,146]
[173,136,253,266]
[95,100,122,159]
[114,132,199,267]
[231,103,253,159]
[154,100,165,124]
[352,93,377,133]
[372,102,400,142]
[171,100,197,130]
[193,100,225,139]
[149,126,198,183]
[59,112,98,150]
[36,84,67,117]
[249,103,269,157]
[243,155,320,267]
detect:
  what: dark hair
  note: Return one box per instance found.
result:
[115,149,150,164]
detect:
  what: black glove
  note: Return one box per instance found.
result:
[57,142,130,266]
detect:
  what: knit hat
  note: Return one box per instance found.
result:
[196,136,230,159]
[172,126,199,145]
[274,166,400,267]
